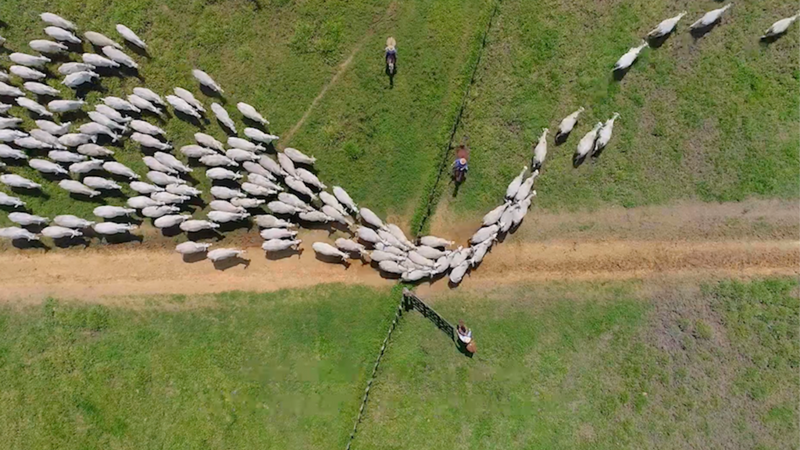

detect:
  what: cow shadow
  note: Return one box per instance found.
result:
[53,235,90,248]
[103,232,144,245]
[690,22,720,39]
[612,66,632,82]
[124,41,151,58]
[68,192,105,203]
[174,110,206,129]
[75,82,107,100]
[11,187,48,199]
[187,229,224,241]
[12,239,49,250]
[159,224,184,237]
[647,33,672,49]
[554,131,571,146]
[217,220,252,234]
[182,252,208,263]
[199,84,224,101]
[242,117,269,133]
[213,256,250,271]
[265,247,303,260]
[572,152,589,168]
[314,253,350,268]
[760,34,785,45]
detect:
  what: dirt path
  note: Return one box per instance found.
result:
[0,200,796,304]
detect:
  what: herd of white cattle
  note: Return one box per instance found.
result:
[0,7,795,285]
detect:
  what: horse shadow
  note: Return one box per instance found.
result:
[385,61,397,88]
[213,256,250,271]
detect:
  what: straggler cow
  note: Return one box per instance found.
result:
[41,226,82,239]
[192,69,223,93]
[690,4,733,30]
[312,242,349,262]
[54,215,94,228]
[648,12,687,39]
[176,241,212,255]
[284,148,316,165]
[237,102,268,124]
[207,248,246,262]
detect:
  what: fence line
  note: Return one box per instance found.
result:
[345,300,404,450]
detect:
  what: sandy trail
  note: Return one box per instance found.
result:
[0,199,796,304]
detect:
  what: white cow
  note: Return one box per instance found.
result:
[0,192,25,208]
[505,166,527,199]
[103,161,139,179]
[262,239,302,252]
[94,205,135,218]
[133,88,165,106]
[93,222,137,235]
[116,24,147,49]
[130,181,164,194]
[176,241,212,255]
[41,13,76,30]
[312,242,349,261]
[154,214,190,228]
[211,103,236,133]
[54,215,95,228]
[42,226,82,239]
[192,69,223,93]
[8,212,49,226]
[1,174,41,189]
[84,31,122,49]
[207,248,246,262]
[254,215,295,229]
[60,179,100,196]
[237,102,268,124]
[180,220,220,232]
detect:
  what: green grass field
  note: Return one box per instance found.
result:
[443,0,800,216]
[1,0,794,234]
[0,279,795,449]
[0,284,400,449]
[356,278,799,449]
[0,0,494,233]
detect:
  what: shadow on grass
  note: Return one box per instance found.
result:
[12,239,49,250]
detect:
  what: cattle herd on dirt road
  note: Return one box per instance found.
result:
[0,7,794,285]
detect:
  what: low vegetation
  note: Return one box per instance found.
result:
[0,285,398,449]
[356,278,799,449]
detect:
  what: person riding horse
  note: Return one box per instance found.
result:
[452,138,470,183]
[385,37,397,74]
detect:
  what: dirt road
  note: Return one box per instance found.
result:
[0,200,796,303]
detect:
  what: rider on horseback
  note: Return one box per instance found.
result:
[385,37,397,74]
[452,137,470,183]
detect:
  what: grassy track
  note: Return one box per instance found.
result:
[0,284,398,449]
[440,0,800,216]
[0,0,494,232]
[355,278,799,449]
